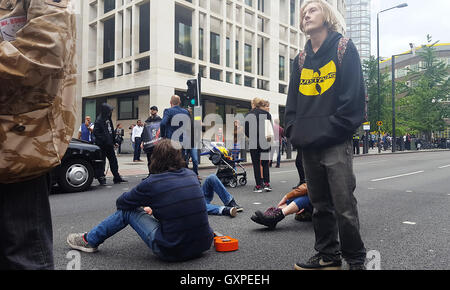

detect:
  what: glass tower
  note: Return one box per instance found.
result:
[345,0,371,61]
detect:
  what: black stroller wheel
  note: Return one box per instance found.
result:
[229,179,238,188]
[239,177,247,186]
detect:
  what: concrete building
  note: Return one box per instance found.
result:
[345,0,371,62]
[76,0,346,148]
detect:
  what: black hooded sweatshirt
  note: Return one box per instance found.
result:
[285,31,365,149]
[94,103,116,147]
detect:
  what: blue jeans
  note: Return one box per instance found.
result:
[202,174,233,215]
[86,208,164,259]
[185,148,199,175]
[287,195,313,213]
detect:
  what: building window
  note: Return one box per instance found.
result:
[101,66,114,79]
[279,55,285,81]
[175,59,194,75]
[210,32,221,65]
[290,0,295,27]
[139,2,150,53]
[210,68,222,81]
[226,37,231,67]
[235,40,240,69]
[103,17,115,63]
[136,57,150,72]
[118,96,139,120]
[244,76,254,88]
[175,5,192,57]
[244,44,252,73]
[199,28,204,60]
[104,0,115,14]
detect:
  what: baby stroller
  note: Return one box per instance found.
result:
[201,140,247,188]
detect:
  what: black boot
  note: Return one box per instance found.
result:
[250,207,285,229]
[113,176,128,184]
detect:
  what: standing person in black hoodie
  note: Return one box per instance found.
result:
[94,103,127,185]
[285,0,366,270]
[245,98,273,193]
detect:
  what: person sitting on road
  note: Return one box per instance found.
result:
[251,183,313,229]
[66,139,214,262]
[201,174,243,217]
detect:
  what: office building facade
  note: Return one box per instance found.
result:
[78,0,346,142]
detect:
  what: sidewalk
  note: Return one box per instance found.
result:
[109,147,448,177]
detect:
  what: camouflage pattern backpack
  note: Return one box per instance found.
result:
[0,0,77,184]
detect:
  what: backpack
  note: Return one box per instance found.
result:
[298,37,349,72]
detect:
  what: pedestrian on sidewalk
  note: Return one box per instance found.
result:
[285,0,366,270]
[67,139,214,262]
[132,120,144,162]
[78,116,95,143]
[0,0,76,269]
[251,183,313,229]
[115,123,124,155]
[160,95,190,160]
[94,103,127,185]
[245,98,273,193]
[270,119,285,168]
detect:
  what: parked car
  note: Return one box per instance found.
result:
[51,139,105,193]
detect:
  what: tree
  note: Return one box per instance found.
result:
[362,56,391,132]
[396,36,450,141]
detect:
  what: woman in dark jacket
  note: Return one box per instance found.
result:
[245,98,273,193]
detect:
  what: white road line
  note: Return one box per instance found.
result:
[271,170,298,175]
[438,164,450,169]
[403,221,416,225]
[371,171,424,182]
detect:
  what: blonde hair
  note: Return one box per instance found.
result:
[300,0,339,33]
[251,97,266,109]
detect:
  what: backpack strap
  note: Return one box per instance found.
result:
[297,50,307,74]
[337,37,350,67]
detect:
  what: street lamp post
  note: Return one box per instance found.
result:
[377,3,408,153]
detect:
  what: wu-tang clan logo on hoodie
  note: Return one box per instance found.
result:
[299,61,337,96]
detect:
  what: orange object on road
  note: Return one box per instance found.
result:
[214,232,239,252]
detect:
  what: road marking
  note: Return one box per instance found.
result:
[253,202,262,205]
[271,170,298,175]
[406,190,413,193]
[403,221,416,225]
[371,171,424,182]
[438,164,450,169]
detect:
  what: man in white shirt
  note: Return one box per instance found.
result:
[132,120,144,162]
[78,116,95,143]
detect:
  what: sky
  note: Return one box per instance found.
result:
[370,0,450,58]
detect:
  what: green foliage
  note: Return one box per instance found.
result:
[396,36,450,140]
[364,35,450,140]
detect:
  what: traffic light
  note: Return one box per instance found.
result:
[186,74,201,107]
